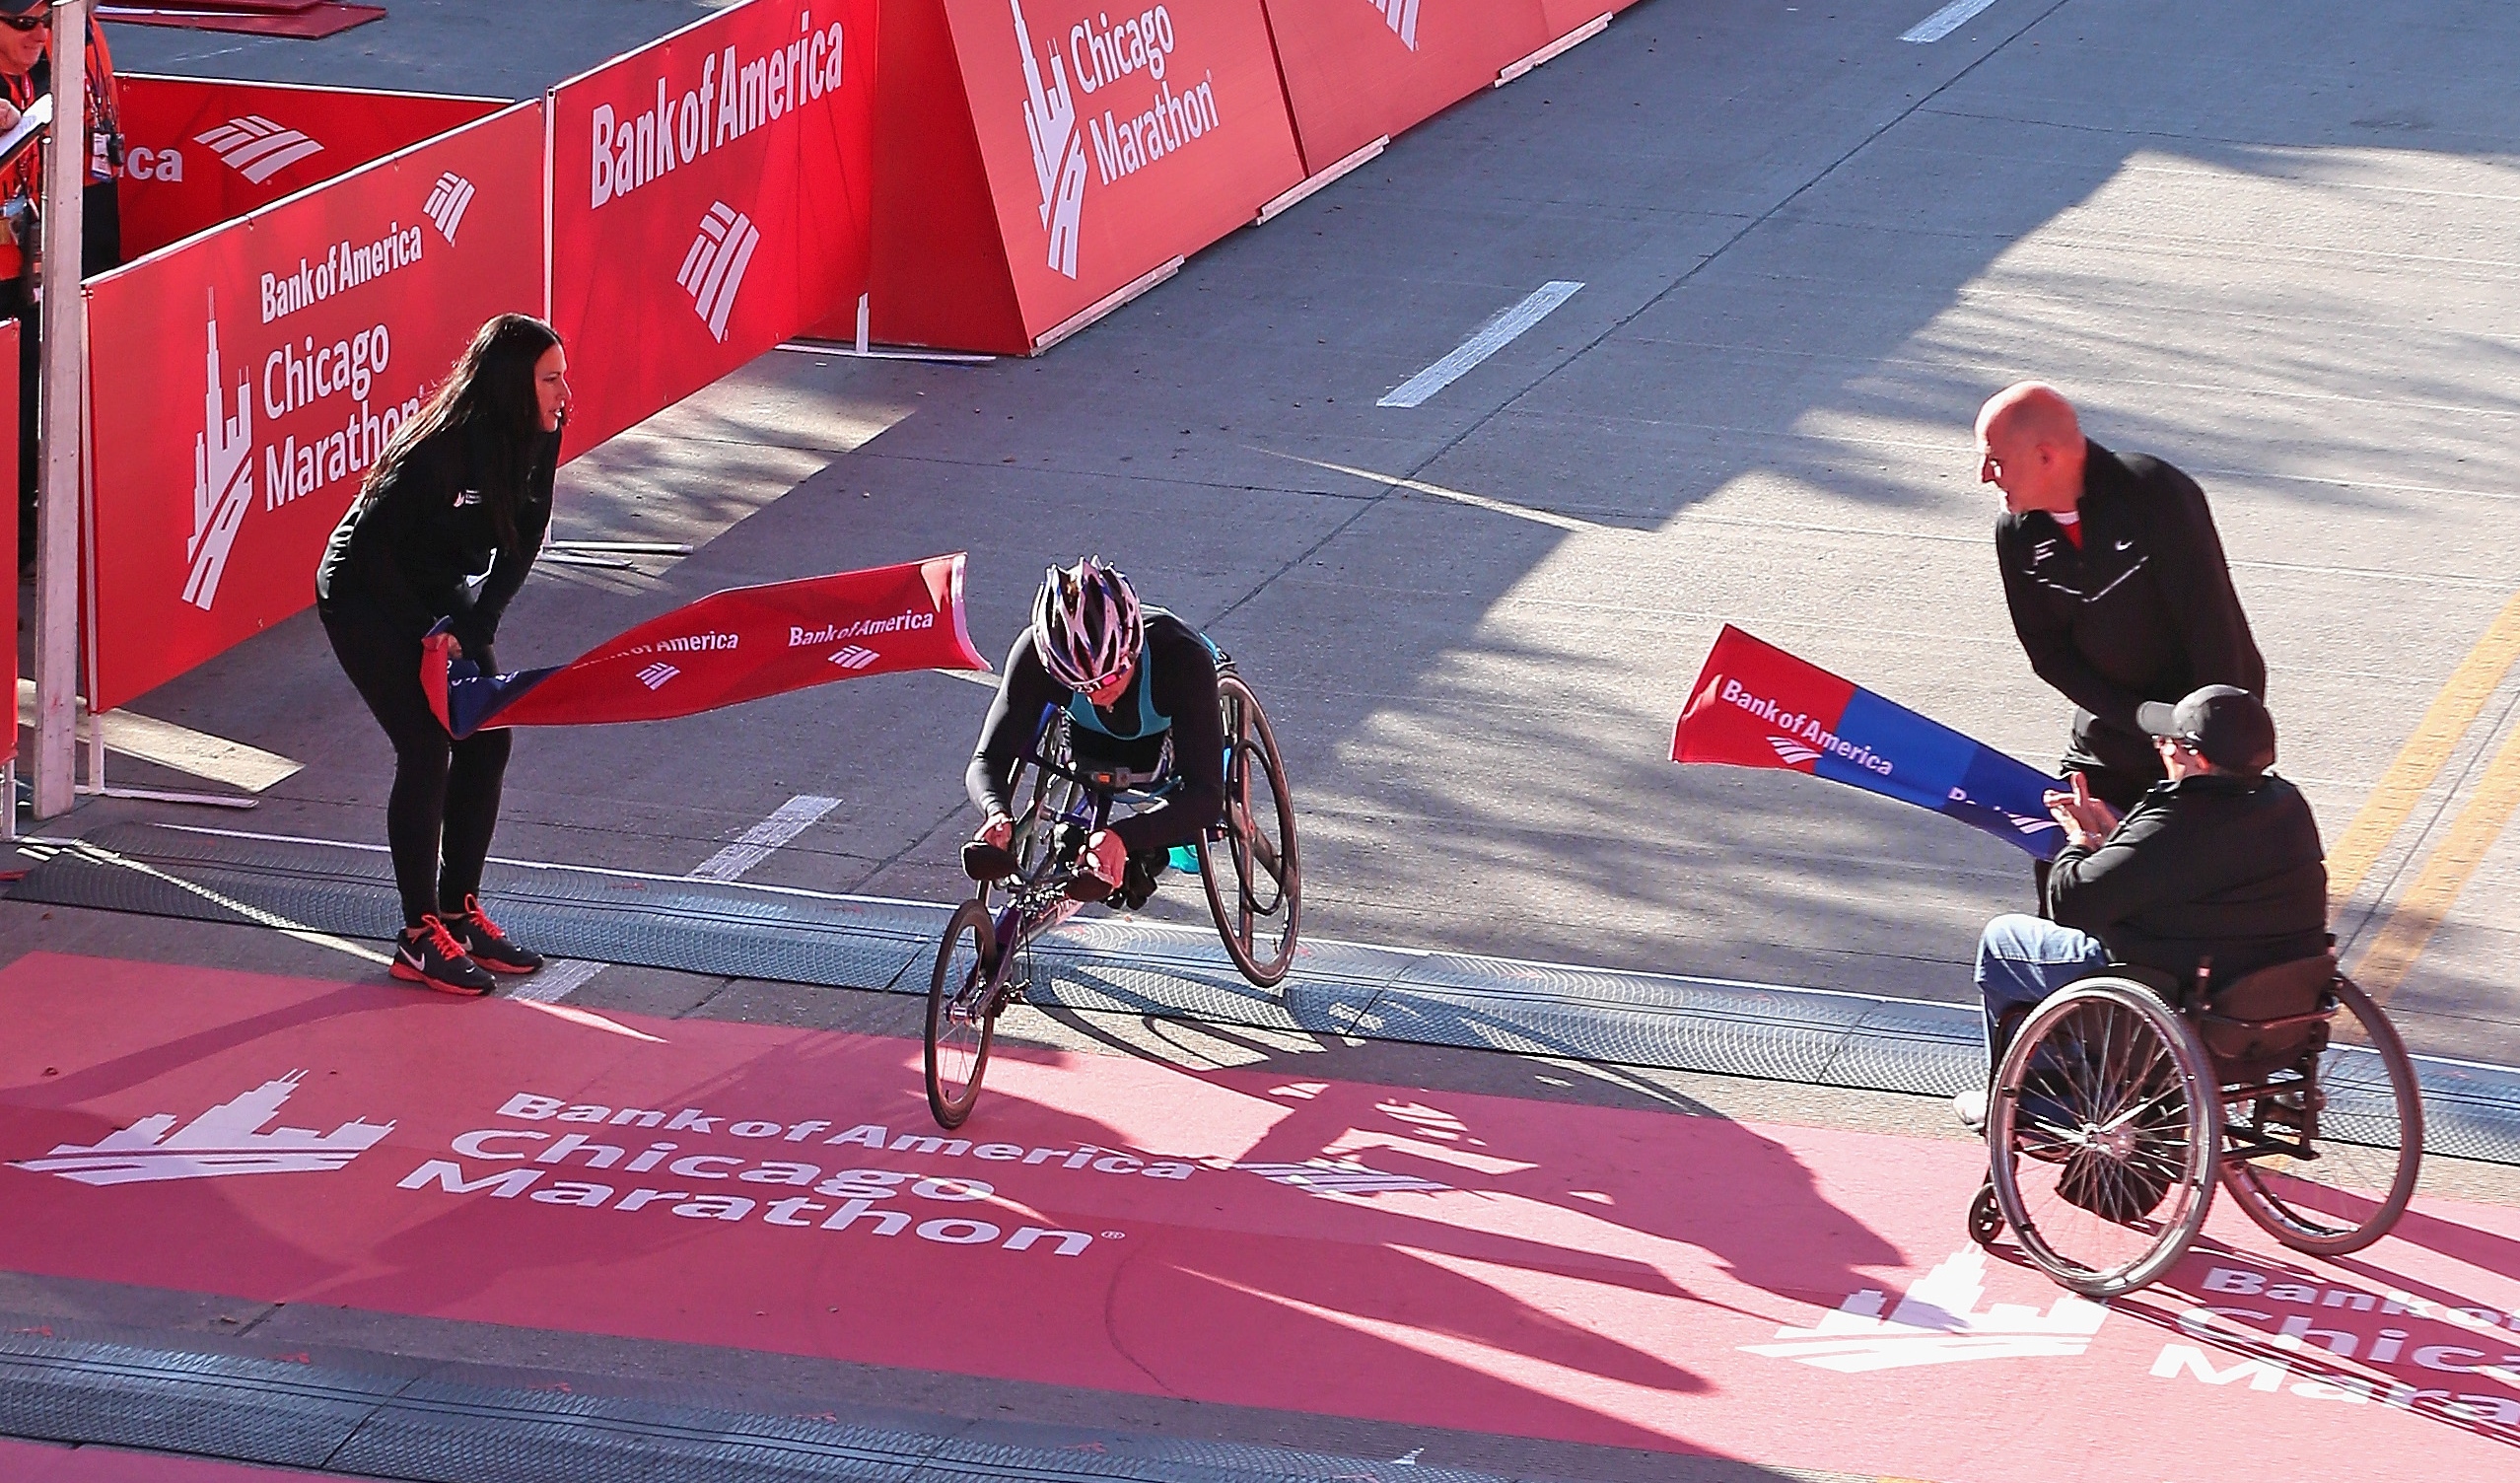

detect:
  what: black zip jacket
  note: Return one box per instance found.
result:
[315,420,558,655]
[1996,441,2265,777]
[967,613,1225,856]
[2047,771,2327,989]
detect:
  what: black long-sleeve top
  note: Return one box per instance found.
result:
[315,420,558,656]
[1995,441,2265,777]
[2047,771,2328,989]
[966,612,1225,855]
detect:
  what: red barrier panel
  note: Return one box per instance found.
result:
[1,320,14,771]
[870,0,1305,354]
[545,0,880,459]
[115,75,503,261]
[83,103,544,715]
[1260,1,1552,175]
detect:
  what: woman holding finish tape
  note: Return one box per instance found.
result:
[315,314,569,996]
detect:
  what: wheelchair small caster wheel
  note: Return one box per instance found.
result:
[1968,1181,2004,1247]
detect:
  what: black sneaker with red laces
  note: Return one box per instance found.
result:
[447,894,544,975]
[392,915,497,996]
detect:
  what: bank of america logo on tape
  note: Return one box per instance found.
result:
[1232,1158,1453,1198]
[194,115,324,183]
[1370,0,1422,48]
[424,172,475,244]
[677,202,761,342]
[828,645,880,671]
[1743,1247,2106,1372]
[187,299,254,612]
[1010,0,1085,278]
[637,662,680,690]
[1767,736,1820,766]
[10,1073,393,1186]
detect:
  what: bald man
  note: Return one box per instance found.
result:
[1978,383,2264,813]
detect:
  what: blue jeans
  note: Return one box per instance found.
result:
[1974,913,2110,1067]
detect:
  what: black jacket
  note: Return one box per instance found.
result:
[966,612,1225,856]
[2047,771,2327,988]
[1996,442,2265,777]
[315,420,558,655]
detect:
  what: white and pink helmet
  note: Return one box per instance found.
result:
[1032,555,1144,692]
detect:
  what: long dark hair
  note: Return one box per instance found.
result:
[367,314,561,548]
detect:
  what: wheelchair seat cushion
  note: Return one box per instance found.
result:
[2203,953,2336,1075]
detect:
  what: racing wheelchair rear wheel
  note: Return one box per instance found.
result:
[2219,973,2423,1255]
[1198,671,1300,988]
[1988,978,2220,1298]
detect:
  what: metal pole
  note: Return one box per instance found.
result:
[30,0,85,818]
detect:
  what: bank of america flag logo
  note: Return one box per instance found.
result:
[1744,1248,2106,1372]
[828,645,879,671]
[424,172,475,244]
[1370,0,1421,48]
[677,202,761,343]
[1233,1158,1453,1198]
[187,298,253,612]
[1767,736,1820,766]
[1011,0,1085,278]
[637,662,680,690]
[194,115,323,183]
[10,1073,393,1186]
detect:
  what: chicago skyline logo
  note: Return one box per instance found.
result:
[424,171,476,244]
[194,115,324,184]
[1011,0,1087,279]
[637,662,681,690]
[11,1072,394,1186]
[187,297,254,613]
[1743,1247,2107,1372]
[1369,0,1422,48]
[828,645,880,671]
[677,202,761,342]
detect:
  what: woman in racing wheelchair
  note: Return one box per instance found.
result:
[963,556,1226,908]
[1957,686,2420,1295]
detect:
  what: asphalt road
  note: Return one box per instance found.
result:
[73,0,2520,1065]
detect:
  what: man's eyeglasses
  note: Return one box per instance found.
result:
[0,17,42,35]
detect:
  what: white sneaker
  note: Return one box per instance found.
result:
[1952,1088,1989,1132]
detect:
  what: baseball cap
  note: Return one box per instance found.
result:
[0,3,42,19]
[2137,684,2276,774]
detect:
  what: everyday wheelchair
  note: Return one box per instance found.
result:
[1967,953,2423,1297]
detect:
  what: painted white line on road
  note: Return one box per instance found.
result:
[507,957,611,1006]
[690,794,844,883]
[1900,0,2000,43]
[1378,281,1583,408]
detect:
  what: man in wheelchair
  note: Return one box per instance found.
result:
[962,556,1225,908]
[1957,683,2329,1135]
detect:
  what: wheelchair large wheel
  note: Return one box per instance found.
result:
[925,901,1000,1129]
[1988,979,2221,1298]
[2221,974,2423,1255]
[1009,759,1083,887]
[1198,672,1300,988]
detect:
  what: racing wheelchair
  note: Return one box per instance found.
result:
[1967,953,2423,1297]
[924,661,1300,1128]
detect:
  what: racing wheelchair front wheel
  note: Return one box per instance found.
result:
[925,900,1000,1129]
[1988,978,2221,1298]
[2220,973,2423,1256]
[1197,671,1300,988]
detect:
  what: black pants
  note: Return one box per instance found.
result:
[322,604,511,929]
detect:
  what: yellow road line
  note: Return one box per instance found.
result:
[2325,587,2520,911]
[2348,713,2520,1004]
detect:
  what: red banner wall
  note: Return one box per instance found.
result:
[1260,1,1552,175]
[546,0,880,459]
[83,103,545,716]
[871,0,1304,353]
[116,75,504,262]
